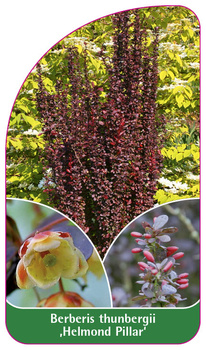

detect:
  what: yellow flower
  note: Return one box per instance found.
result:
[16,231,88,289]
[37,291,94,307]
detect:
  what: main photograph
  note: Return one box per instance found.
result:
[6,6,200,258]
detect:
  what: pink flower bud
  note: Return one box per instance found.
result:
[131,232,142,238]
[151,268,158,275]
[144,233,152,239]
[178,283,189,289]
[166,246,179,257]
[161,279,168,286]
[173,252,184,260]
[131,247,142,253]
[163,261,173,272]
[178,273,189,279]
[176,279,189,284]
[138,261,149,271]
[143,250,155,262]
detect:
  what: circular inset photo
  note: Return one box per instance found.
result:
[6,198,112,307]
[104,198,199,308]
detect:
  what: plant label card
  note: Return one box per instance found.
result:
[5,5,200,345]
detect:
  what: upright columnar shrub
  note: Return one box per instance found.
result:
[36,10,165,256]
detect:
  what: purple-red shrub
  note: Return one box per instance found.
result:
[36,10,165,257]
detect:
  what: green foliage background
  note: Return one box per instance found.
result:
[6,6,200,207]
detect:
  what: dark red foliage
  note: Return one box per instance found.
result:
[36,10,165,257]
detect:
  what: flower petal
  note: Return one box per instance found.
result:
[18,238,32,258]
[73,249,88,278]
[17,230,89,289]
[55,240,82,278]
[26,251,61,289]
[33,237,61,252]
[16,260,35,289]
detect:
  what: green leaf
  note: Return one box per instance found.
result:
[88,54,101,74]
[154,189,169,204]
[176,153,183,161]
[175,54,183,67]
[17,104,29,113]
[184,149,191,157]
[188,75,196,83]
[190,184,199,194]
[146,37,151,47]
[159,71,167,81]
[167,50,174,59]
[184,86,193,99]
[161,148,168,157]
[30,141,38,150]
[172,85,183,94]
[32,81,39,89]
[158,99,167,105]
[181,33,188,42]
[167,148,177,159]
[75,44,83,53]
[8,176,21,183]
[9,139,23,150]
[175,94,184,107]
[192,152,199,162]
[177,144,186,152]
[183,100,190,108]
[188,28,194,38]
[23,115,41,128]
[168,70,175,80]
